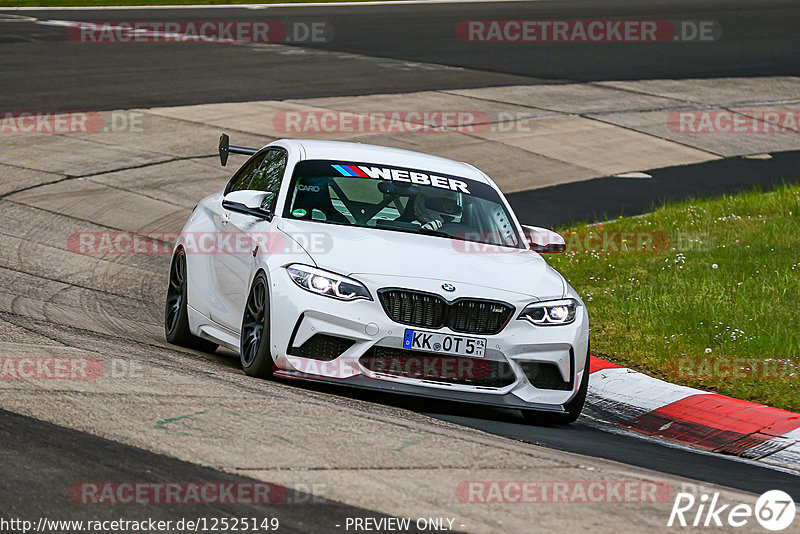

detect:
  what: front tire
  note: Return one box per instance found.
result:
[164,248,218,352]
[522,344,590,425]
[240,271,274,378]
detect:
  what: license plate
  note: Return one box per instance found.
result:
[403,329,486,358]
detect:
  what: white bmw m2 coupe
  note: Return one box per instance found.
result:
[165,135,590,423]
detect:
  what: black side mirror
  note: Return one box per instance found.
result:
[222,190,274,221]
[522,225,566,253]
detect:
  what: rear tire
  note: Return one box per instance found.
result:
[522,343,590,425]
[240,271,274,378]
[164,248,218,352]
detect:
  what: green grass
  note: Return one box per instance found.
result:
[1,0,376,6]
[547,184,800,411]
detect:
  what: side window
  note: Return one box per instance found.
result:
[224,148,287,211]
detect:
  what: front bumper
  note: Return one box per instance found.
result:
[268,268,590,410]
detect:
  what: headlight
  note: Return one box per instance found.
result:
[286,264,372,301]
[519,299,578,326]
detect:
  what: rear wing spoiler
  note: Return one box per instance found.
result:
[218,133,257,166]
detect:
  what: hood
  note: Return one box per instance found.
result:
[278,219,566,300]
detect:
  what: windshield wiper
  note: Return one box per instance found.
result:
[417,227,452,239]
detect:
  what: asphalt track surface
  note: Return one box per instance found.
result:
[290,380,800,501]
[0,409,431,533]
[1,0,799,528]
[508,150,800,227]
[0,0,798,110]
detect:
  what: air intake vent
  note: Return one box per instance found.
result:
[360,346,515,388]
[288,334,354,361]
[518,361,572,390]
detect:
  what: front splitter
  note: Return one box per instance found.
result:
[273,370,568,413]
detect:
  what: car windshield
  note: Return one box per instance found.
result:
[283,159,522,248]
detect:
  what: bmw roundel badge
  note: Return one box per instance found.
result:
[442,283,456,292]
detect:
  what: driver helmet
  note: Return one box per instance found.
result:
[413,188,463,227]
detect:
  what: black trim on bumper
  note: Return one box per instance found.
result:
[272,371,568,413]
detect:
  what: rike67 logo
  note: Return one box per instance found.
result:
[668,490,796,530]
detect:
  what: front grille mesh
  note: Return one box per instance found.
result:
[449,300,511,334]
[379,290,445,329]
[378,289,513,335]
[360,346,515,388]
